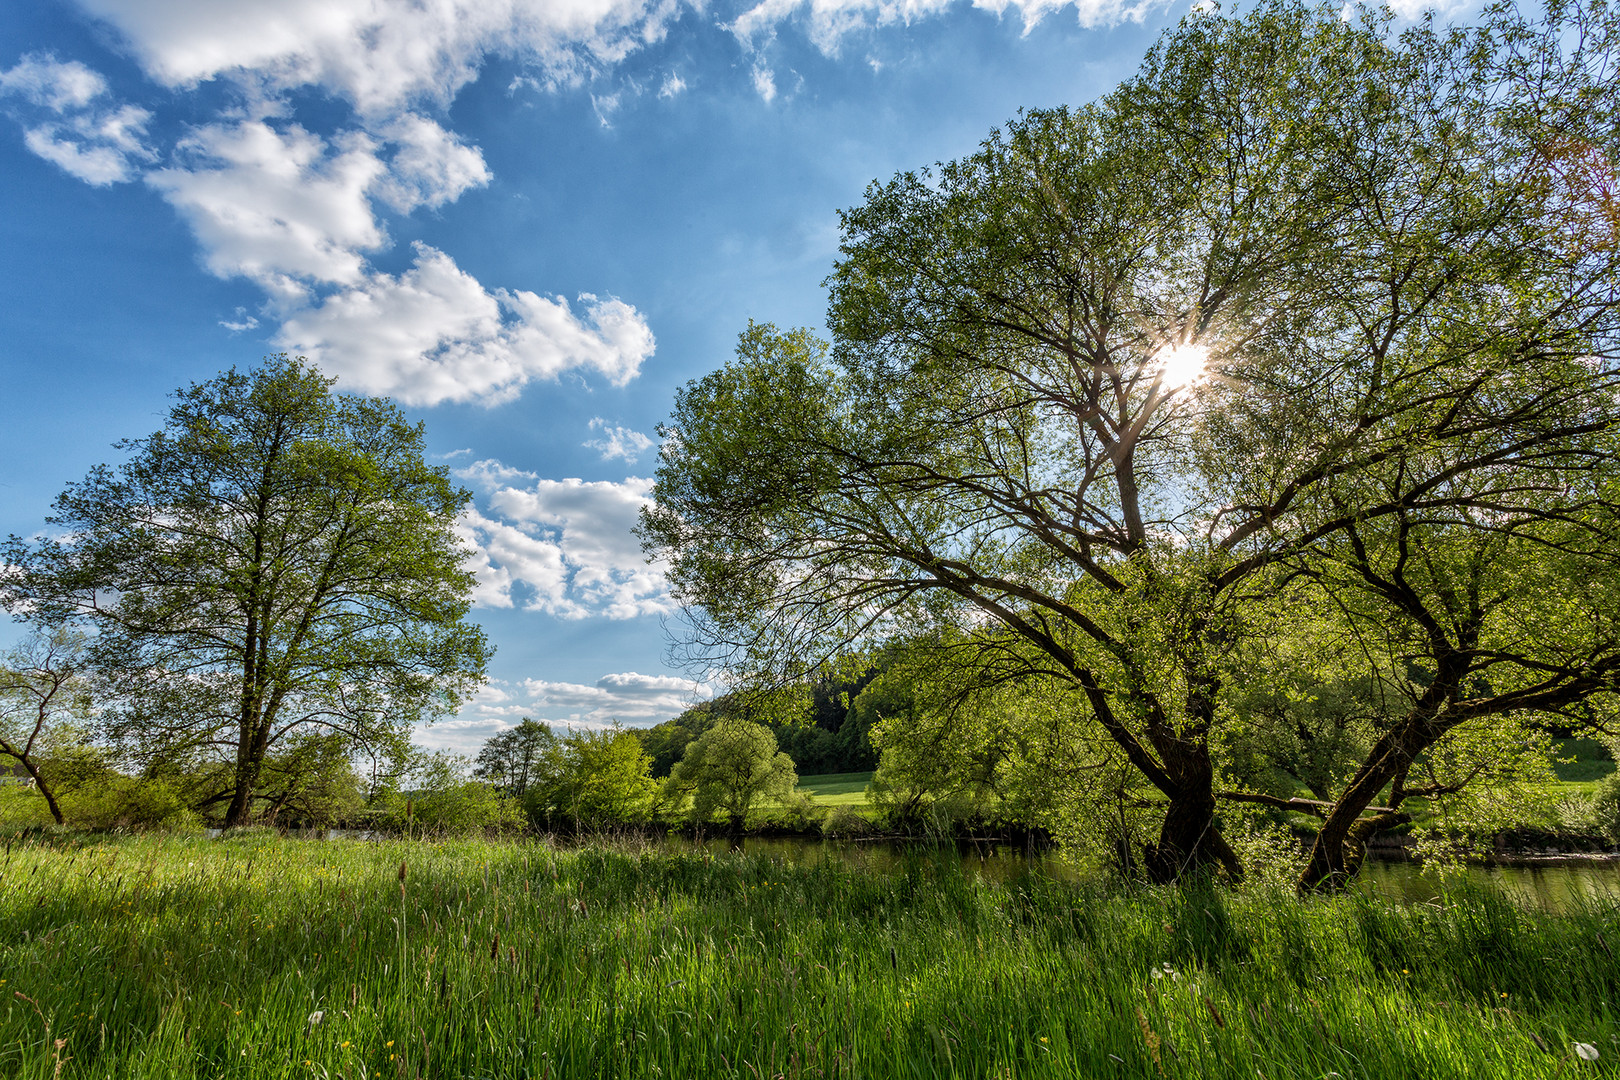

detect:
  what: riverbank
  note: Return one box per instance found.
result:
[1,833,1615,1079]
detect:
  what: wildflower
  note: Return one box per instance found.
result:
[1575,1043,1600,1062]
[386,1041,394,1048]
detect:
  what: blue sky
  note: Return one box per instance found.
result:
[0,0,1449,753]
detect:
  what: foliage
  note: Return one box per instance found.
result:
[1590,773,1620,843]
[665,719,799,829]
[0,834,1617,1079]
[642,2,1620,887]
[377,752,522,834]
[253,732,366,827]
[2,356,491,827]
[471,718,559,798]
[0,628,96,825]
[530,727,659,828]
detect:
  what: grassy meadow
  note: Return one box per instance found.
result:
[794,773,874,809]
[0,833,1616,1079]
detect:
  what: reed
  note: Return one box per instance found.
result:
[0,832,1613,1078]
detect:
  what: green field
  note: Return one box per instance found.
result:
[1,833,1616,1079]
[1555,739,1617,786]
[797,771,874,807]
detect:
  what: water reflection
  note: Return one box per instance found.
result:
[1358,859,1620,912]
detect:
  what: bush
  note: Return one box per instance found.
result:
[64,774,204,833]
[822,805,874,838]
[376,753,524,835]
[1590,773,1620,844]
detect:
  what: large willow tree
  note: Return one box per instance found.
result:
[642,1,1620,885]
[3,357,491,827]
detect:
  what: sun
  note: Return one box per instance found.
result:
[1155,343,1208,389]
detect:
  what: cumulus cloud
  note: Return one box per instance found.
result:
[5,4,665,407]
[73,0,682,116]
[454,458,669,618]
[584,418,655,462]
[371,113,491,214]
[147,120,386,300]
[275,244,654,405]
[419,670,711,751]
[0,54,154,184]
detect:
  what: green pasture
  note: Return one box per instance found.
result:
[0,833,1616,1079]
[796,771,874,808]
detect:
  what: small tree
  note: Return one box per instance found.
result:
[666,719,799,832]
[0,628,94,825]
[473,719,559,798]
[531,727,659,828]
[256,732,365,827]
[382,752,522,834]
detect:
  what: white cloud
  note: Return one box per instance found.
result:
[275,244,654,405]
[371,113,491,214]
[584,418,655,462]
[657,72,686,98]
[73,0,683,116]
[147,120,387,299]
[519,671,709,725]
[591,91,623,127]
[0,54,109,110]
[1,54,154,184]
[8,5,665,408]
[751,63,777,102]
[419,670,711,751]
[730,0,1164,52]
[455,458,669,618]
[219,307,259,332]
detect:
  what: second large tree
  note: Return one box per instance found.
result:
[642,2,1620,883]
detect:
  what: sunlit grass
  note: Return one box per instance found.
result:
[796,772,874,808]
[0,833,1614,1078]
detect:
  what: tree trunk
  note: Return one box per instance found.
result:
[1298,725,1426,892]
[224,722,270,828]
[1145,784,1244,884]
[1141,738,1244,884]
[19,759,65,827]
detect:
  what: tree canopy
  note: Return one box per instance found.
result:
[3,356,492,827]
[642,1,1620,886]
[665,719,799,831]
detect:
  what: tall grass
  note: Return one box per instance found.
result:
[0,833,1613,1078]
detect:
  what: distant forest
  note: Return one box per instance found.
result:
[633,675,881,779]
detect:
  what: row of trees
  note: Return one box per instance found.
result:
[641,0,1620,891]
[474,716,802,832]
